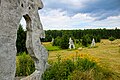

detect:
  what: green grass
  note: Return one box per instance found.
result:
[42,42,60,51]
[16,52,35,76]
[16,39,120,79]
[43,39,120,74]
[43,54,120,80]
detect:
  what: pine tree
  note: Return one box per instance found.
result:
[16,24,27,54]
[60,34,69,49]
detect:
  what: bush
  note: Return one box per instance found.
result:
[52,36,61,46]
[82,34,91,47]
[76,58,97,71]
[68,70,94,80]
[60,34,69,49]
[16,52,35,76]
[109,36,115,43]
[42,56,75,80]
[53,35,73,49]
[82,34,101,47]
[95,35,101,42]
[42,53,118,80]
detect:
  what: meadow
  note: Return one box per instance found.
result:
[16,39,120,79]
[43,39,120,74]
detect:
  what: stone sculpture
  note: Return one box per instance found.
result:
[0,0,48,80]
[91,38,95,47]
[51,38,54,43]
[69,37,75,49]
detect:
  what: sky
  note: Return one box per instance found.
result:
[20,0,120,30]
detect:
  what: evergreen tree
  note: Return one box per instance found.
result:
[60,34,69,49]
[40,29,120,42]
[16,24,27,54]
[53,36,61,46]
[82,34,91,47]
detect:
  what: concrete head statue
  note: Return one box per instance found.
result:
[36,0,44,9]
[0,0,48,80]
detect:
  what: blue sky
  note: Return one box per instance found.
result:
[20,0,120,30]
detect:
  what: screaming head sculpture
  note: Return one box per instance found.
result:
[0,0,48,80]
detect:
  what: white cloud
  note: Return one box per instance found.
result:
[20,17,26,30]
[40,9,71,30]
[20,8,120,30]
[72,13,95,22]
[39,9,120,30]
[39,9,95,30]
[92,15,120,28]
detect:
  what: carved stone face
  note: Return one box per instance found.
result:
[35,0,43,10]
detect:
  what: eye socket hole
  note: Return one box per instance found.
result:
[21,3,23,7]
[29,7,31,9]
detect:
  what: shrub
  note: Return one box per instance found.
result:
[16,52,35,76]
[60,34,69,49]
[109,36,115,43]
[42,56,75,80]
[52,36,61,46]
[82,34,91,47]
[68,70,94,80]
[42,53,118,80]
[95,35,101,42]
[82,34,101,47]
[76,58,97,71]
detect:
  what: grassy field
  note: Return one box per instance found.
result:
[43,39,120,74]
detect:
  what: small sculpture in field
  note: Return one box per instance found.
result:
[69,37,75,49]
[91,38,95,47]
[51,38,54,43]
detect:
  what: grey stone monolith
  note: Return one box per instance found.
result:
[91,38,95,47]
[0,0,48,80]
[69,37,75,49]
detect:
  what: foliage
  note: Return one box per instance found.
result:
[109,36,115,42]
[60,34,69,49]
[53,35,74,49]
[41,29,120,42]
[95,35,101,42]
[16,52,35,76]
[81,34,101,47]
[16,24,27,54]
[82,34,91,47]
[52,36,61,46]
[41,34,52,42]
[42,52,119,80]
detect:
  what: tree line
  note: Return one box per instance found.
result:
[41,28,120,42]
[16,24,120,53]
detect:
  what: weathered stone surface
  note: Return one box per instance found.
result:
[0,0,48,80]
[91,38,95,47]
[69,37,75,49]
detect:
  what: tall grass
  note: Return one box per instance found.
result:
[119,47,120,53]
[42,53,120,80]
[16,52,35,76]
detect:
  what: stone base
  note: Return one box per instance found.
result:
[20,70,42,80]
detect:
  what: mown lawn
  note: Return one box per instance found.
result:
[43,39,120,74]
